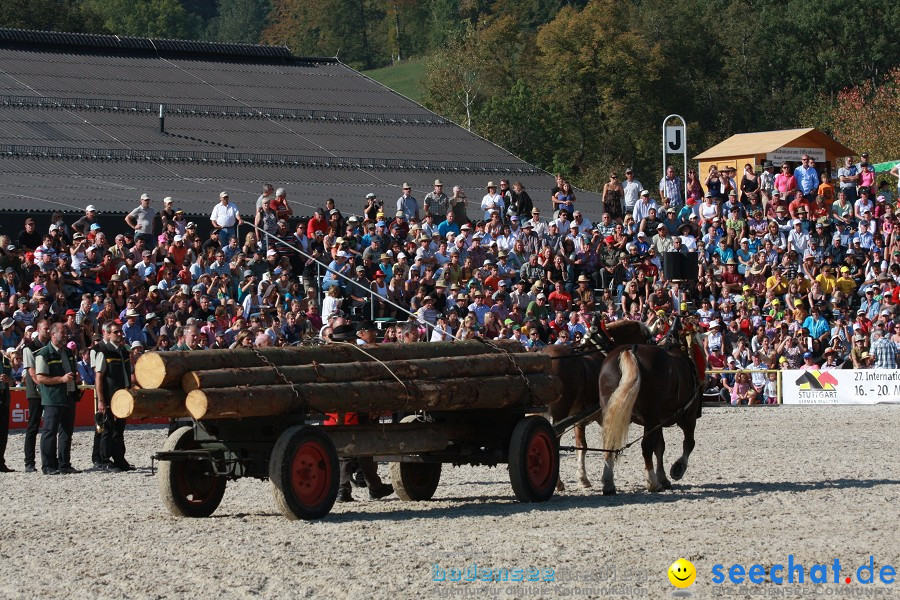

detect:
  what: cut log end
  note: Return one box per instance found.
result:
[181,371,202,393]
[185,389,210,420]
[110,389,135,419]
[134,352,167,390]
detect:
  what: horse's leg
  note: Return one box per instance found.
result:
[642,428,663,492]
[654,430,672,490]
[670,418,696,481]
[601,451,616,495]
[575,423,591,488]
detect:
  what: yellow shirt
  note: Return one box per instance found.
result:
[766,276,789,295]
[815,274,837,295]
[835,276,857,297]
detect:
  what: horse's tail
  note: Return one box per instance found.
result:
[602,348,641,460]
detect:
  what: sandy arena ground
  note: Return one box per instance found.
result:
[1,405,898,600]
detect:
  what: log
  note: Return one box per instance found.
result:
[111,388,190,420]
[185,374,561,420]
[182,352,549,391]
[136,339,525,390]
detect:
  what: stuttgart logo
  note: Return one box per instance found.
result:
[794,371,839,402]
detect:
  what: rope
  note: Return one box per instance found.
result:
[472,337,535,407]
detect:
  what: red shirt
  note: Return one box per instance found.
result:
[307,217,329,238]
[548,290,572,312]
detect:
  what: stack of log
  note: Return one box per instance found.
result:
[111,340,560,421]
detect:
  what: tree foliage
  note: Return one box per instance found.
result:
[827,68,900,164]
[206,0,269,44]
[0,0,107,33]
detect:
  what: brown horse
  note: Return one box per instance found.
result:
[598,331,705,494]
[545,319,653,490]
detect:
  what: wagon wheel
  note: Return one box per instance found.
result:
[508,416,559,503]
[269,425,339,521]
[158,426,226,518]
[390,461,442,501]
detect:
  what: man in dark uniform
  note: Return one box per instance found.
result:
[94,322,135,471]
[35,322,80,475]
[327,324,394,503]
[0,348,14,471]
[89,330,109,470]
[22,318,50,472]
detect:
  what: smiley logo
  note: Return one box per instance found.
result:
[668,558,696,588]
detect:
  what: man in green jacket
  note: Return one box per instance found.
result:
[35,323,79,475]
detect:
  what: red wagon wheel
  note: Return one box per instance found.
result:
[158,426,226,518]
[270,425,339,520]
[508,416,559,503]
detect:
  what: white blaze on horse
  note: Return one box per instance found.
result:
[598,324,705,494]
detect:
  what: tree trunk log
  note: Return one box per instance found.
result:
[136,339,525,390]
[110,388,189,419]
[182,352,548,391]
[185,374,560,420]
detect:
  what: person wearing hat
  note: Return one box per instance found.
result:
[396,182,420,221]
[125,193,157,249]
[480,181,505,221]
[423,179,449,224]
[650,220,675,255]
[209,191,243,246]
[93,320,135,472]
[72,205,98,237]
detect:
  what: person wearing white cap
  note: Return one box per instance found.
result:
[397,183,420,221]
[323,249,352,293]
[72,205,98,236]
[210,191,243,246]
[481,181,505,221]
[423,179,449,224]
[125,193,157,249]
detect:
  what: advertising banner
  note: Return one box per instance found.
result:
[781,369,900,405]
[7,388,169,429]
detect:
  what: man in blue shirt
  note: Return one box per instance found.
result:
[794,155,820,201]
[437,210,460,238]
[802,306,830,343]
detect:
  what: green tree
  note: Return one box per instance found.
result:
[0,0,107,33]
[82,0,197,38]
[533,0,666,187]
[206,0,270,44]
[424,22,486,130]
[826,68,900,164]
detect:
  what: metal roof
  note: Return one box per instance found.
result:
[0,28,599,221]
[694,128,855,160]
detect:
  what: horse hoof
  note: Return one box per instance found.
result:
[556,481,566,493]
[602,487,616,496]
[647,484,663,493]
[670,461,686,481]
[579,479,592,489]
[660,478,673,490]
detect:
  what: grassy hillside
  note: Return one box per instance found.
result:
[363,59,427,104]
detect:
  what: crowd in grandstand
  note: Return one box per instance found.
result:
[1,157,898,407]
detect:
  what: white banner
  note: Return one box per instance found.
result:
[766,147,827,163]
[781,369,900,405]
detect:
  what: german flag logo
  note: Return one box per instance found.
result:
[794,371,839,391]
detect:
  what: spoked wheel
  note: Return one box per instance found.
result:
[270,425,339,520]
[158,426,226,518]
[508,416,559,503]
[391,461,442,501]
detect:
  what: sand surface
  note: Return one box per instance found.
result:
[1,406,898,600]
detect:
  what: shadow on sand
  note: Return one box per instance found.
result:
[319,477,900,523]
